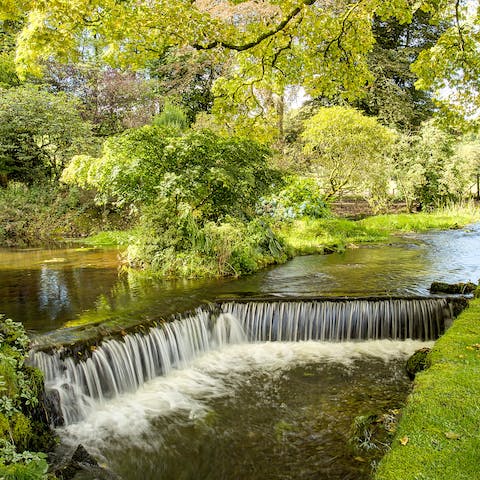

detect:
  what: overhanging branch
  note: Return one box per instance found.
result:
[192,0,316,52]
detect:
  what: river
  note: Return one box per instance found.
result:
[1,224,479,334]
[1,225,479,479]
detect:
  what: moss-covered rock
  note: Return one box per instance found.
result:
[405,347,431,380]
[429,281,476,294]
[349,409,401,467]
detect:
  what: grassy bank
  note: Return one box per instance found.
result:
[375,299,480,480]
[276,205,480,256]
[83,206,480,278]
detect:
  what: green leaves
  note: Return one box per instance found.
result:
[62,124,277,221]
[0,85,94,183]
[301,106,395,205]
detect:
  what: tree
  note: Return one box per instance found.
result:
[62,125,278,221]
[353,10,444,130]
[0,19,22,88]
[4,1,478,131]
[0,85,94,184]
[6,1,414,98]
[392,121,471,210]
[412,1,480,125]
[152,48,222,125]
[301,106,395,207]
[43,62,160,136]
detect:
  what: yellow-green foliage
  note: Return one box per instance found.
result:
[0,413,9,437]
[375,299,480,480]
[0,358,18,398]
[9,412,32,451]
[276,217,388,255]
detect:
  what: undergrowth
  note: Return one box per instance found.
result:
[0,316,55,479]
[84,204,480,279]
[0,182,133,247]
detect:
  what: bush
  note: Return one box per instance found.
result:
[258,176,330,220]
[0,316,54,479]
[125,213,288,278]
[62,126,279,221]
[0,182,133,247]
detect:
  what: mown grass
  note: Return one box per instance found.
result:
[277,205,480,256]
[375,299,480,480]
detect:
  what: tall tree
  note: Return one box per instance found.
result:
[353,10,444,130]
[44,62,160,136]
[0,19,22,87]
[151,48,221,125]
[3,1,479,127]
[301,106,395,206]
[6,1,412,99]
[0,85,93,185]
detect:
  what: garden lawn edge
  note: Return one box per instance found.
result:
[375,298,480,480]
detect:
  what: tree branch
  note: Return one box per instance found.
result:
[192,0,316,52]
[455,0,466,54]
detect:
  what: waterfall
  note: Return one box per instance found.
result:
[221,297,451,342]
[31,297,456,426]
[33,309,246,426]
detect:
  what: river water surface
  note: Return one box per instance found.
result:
[1,224,479,334]
[1,225,479,479]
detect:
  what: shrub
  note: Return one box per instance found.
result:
[258,175,330,220]
[0,316,54,479]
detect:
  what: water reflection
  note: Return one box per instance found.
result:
[39,266,70,319]
[0,224,479,334]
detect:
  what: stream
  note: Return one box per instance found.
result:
[1,224,480,479]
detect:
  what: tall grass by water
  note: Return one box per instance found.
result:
[84,203,480,278]
[277,203,480,256]
[360,202,480,233]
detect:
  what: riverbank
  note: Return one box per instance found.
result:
[85,205,480,278]
[375,298,480,479]
[0,182,131,247]
[277,206,480,256]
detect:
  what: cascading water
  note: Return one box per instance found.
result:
[31,297,457,426]
[33,309,245,425]
[221,297,452,342]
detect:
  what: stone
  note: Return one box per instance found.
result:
[406,347,431,380]
[429,281,477,294]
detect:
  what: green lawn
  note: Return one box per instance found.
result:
[375,299,480,480]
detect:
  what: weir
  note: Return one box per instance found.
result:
[31,296,465,426]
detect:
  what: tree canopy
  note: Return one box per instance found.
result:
[302,106,395,204]
[0,85,93,185]
[62,125,277,221]
[1,0,476,122]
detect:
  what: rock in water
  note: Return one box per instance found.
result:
[406,347,431,380]
[429,281,476,294]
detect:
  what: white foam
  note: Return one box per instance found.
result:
[59,339,430,449]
